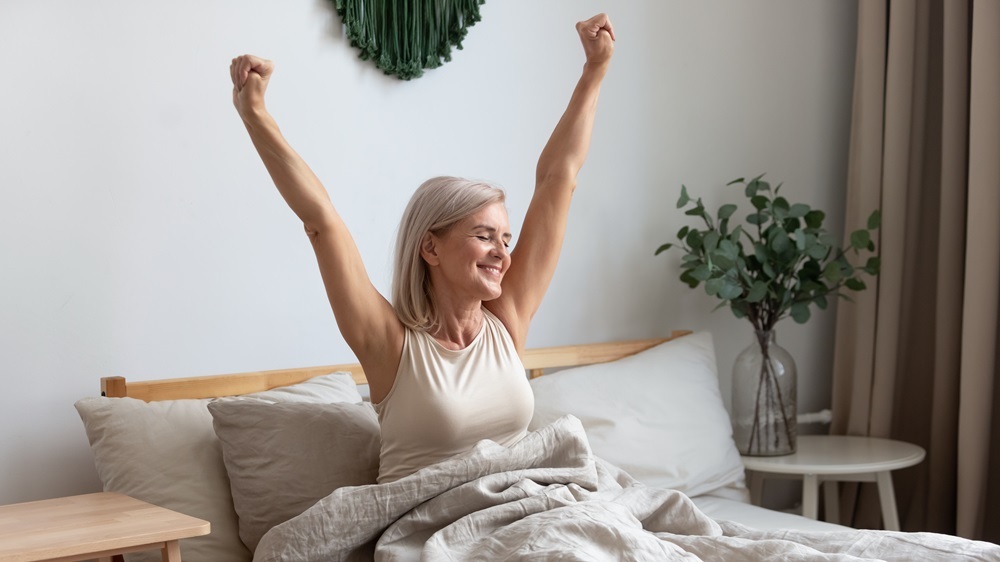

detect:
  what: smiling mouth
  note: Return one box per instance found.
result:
[478,265,502,277]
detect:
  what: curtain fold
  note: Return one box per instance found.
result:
[832,0,999,541]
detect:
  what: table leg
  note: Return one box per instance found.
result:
[876,471,901,531]
[749,471,764,506]
[823,480,840,524]
[162,540,182,561]
[802,474,819,519]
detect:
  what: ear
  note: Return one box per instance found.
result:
[419,232,441,266]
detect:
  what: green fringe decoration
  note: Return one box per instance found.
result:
[331,0,486,80]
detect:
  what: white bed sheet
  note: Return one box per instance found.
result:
[692,495,851,532]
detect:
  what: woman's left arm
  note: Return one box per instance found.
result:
[488,13,615,351]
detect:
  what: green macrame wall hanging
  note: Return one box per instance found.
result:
[331,0,486,80]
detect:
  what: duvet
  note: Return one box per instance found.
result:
[253,416,1000,561]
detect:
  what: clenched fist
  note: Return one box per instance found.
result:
[576,14,615,69]
[230,54,274,120]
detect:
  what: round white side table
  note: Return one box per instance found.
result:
[741,435,926,531]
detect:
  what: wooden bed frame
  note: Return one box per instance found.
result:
[100,332,691,401]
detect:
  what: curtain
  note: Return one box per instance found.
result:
[831,0,1000,541]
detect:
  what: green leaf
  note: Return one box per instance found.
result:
[818,232,839,247]
[718,204,738,220]
[838,257,855,277]
[719,279,743,300]
[726,177,746,186]
[703,231,721,253]
[711,251,735,271]
[654,243,673,255]
[731,301,749,319]
[807,242,829,260]
[763,262,776,279]
[681,254,701,264]
[685,203,706,217]
[795,228,807,251]
[677,185,690,208]
[718,239,739,259]
[816,294,828,309]
[772,230,790,253]
[691,264,712,281]
[686,230,703,250]
[805,210,826,229]
[705,278,725,296]
[791,302,811,323]
[746,281,768,303]
[845,278,866,291]
[865,256,881,274]
[730,224,744,243]
[679,269,700,288]
[790,203,811,218]
[851,229,871,250]
[802,280,825,293]
[772,196,789,211]
[751,195,769,210]
[747,212,768,225]
[754,243,768,263]
[868,209,881,230]
[677,226,690,240]
[823,261,843,282]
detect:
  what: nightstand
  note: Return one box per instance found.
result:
[0,492,210,561]
[741,435,926,531]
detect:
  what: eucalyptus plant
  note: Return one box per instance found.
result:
[655,175,881,334]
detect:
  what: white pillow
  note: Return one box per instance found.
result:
[74,372,362,562]
[528,332,745,497]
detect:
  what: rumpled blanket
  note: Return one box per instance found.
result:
[253,416,1000,561]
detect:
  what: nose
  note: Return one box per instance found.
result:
[491,240,509,258]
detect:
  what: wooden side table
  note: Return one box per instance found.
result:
[741,435,925,531]
[0,492,210,562]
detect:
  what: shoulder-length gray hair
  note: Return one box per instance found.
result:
[392,176,506,332]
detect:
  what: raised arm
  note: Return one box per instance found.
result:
[230,56,403,397]
[487,14,615,351]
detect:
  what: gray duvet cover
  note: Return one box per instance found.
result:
[254,416,999,561]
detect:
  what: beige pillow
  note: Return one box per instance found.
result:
[208,400,380,552]
[529,332,746,497]
[74,372,361,562]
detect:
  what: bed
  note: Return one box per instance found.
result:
[75,332,998,561]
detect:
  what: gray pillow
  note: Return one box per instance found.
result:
[74,372,361,562]
[208,400,380,552]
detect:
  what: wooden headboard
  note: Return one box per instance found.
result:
[101,332,691,401]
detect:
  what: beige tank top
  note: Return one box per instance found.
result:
[374,308,534,483]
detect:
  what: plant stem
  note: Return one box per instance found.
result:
[747,329,795,455]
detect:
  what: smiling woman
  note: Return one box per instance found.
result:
[229,13,615,484]
[391,177,511,339]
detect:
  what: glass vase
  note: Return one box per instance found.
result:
[731,329,797,456]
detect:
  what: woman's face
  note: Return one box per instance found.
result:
[424,202,512,303]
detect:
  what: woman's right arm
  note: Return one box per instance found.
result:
[230,55,403,397]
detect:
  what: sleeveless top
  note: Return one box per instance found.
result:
[374,308,534,483]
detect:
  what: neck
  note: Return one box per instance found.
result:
[428,295,484,350]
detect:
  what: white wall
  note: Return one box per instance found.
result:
[0,1,857,504]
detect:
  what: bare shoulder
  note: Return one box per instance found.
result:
[484,298,527,354]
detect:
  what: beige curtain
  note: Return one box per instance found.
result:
[832,0,1000,541]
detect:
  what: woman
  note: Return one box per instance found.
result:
[230,13,615,483]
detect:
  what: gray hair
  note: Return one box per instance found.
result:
[392,176,507,331]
